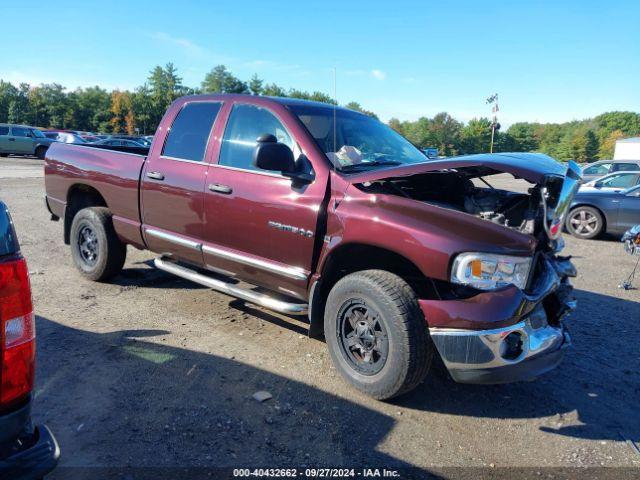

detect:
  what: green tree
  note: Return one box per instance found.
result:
[460,117,492,153]
[0,81,19,122]
[507,123,539,152]
[201,65,248,94]
[148,63,185,128]
[344,101,378,119]
[599,129,625,159]
[261,83,287,97]
[428,112,462,156]
[248,74,263,95]
[584,129,599,162]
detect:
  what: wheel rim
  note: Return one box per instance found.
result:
[569,209,598,235]
[336,299,388,376]
[77,224,99,266]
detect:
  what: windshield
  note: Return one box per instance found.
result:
[288,104,426,171]
[30,128,46,138]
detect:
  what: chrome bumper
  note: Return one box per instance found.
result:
[430,305,571,384]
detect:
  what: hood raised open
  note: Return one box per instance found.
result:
[350,153,582,249]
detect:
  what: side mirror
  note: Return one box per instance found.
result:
[594,180,603,188]
[253,134,295,173]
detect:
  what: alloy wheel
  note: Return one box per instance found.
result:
[569,209,599,236]
[337,300,389,375]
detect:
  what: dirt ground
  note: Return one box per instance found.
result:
[1,157,639,477]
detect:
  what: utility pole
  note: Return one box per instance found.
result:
[486,93,500,153]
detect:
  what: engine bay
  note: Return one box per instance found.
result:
[357,167,553,235]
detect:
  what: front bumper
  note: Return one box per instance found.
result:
[424,254,576,384]
[430,307,571,383]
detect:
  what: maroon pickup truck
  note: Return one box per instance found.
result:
[44,94,581,400]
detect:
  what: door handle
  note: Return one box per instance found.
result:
[146,171,165,180]
[8,138,15,142]
[208,183,233,194]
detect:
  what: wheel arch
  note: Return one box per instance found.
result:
[64,184,108,244]
[308,242,435,338]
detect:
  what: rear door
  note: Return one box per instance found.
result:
[201,102,325,299]
[140,100,223,266]
[8,127,34,154]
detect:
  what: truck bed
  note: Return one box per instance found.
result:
[44,142,148,248]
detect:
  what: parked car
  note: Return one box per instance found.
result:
[581,159,640,182]
[580,171,640,191]
[91,138,147,147]
[0,201,59,477]
[110,135,150,147]
[44,132,87,145]
[0,124,54,159]
[566,184,640,239]
[44,94,580,400]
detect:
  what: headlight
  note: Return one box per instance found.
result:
[451,253,532,290]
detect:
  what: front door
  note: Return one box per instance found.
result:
[141,100,223,266]
[202,102,326,299]
[618,188,640,232]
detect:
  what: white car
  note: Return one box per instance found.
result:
[580,171,640,192]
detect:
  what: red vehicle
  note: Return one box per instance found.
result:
[44,95,581,399]
[0,201,59,477]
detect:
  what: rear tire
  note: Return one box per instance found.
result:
[566,206,604,239]
[35,146,47,160]
[324,270,433,400]
[0,153,8,157]
[70,207,126,281]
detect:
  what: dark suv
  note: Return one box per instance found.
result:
[0,201,59,478]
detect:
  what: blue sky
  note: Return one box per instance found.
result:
[2,0,638,125]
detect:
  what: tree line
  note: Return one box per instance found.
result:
[1,63,638,162]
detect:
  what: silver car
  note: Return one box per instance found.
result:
[581,159,640,182]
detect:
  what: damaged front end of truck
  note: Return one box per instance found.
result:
[351,153,583,383]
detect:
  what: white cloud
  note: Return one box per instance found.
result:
[371,69,386,80]
[150,32,208,58]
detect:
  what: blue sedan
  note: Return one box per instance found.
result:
[566,185,640,239]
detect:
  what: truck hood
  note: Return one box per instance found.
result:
[343,152,567,185]
[346,153,582,246]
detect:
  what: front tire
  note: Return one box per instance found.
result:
[566,206,604,239]
[70,207,126,281]
[324,270,433,400]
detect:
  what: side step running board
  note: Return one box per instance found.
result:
[154,257,308,316]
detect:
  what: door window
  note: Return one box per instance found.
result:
[218,104,293,172]
[11,127,31,137]
[612,163,640,172]
[600,174,637,188]
[0,126,9,135]
[583,163,611,175]
[162,102,221,162]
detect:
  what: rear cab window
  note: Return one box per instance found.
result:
[162,102,222,162]
[0,126,9,136]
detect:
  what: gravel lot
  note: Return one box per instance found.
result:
[1,156,639,477]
